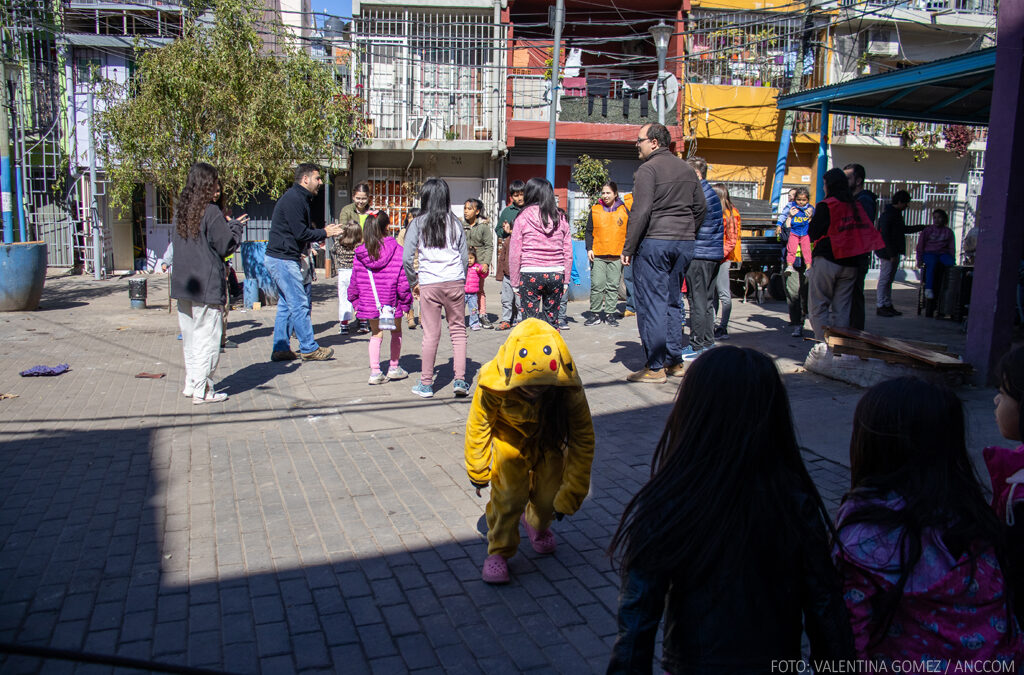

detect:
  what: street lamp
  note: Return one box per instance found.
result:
[649,20,673,125]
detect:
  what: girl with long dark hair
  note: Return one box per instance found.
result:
[608,347,854,673]
[509,177,572,328]
[807,167,882,340]
[169,162,247,404]
[402,178,470,399]
[837,377,1022,660]
[712,183,741,339]
[349,212,412,385]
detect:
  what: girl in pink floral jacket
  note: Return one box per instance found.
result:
[835,377,1022,665]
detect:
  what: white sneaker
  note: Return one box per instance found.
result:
[386,366,409,381]
[193,391,228,405]
[368,372,387,385]
[182,387,194,398]
[470,324,482,331]
[924,288,935,299]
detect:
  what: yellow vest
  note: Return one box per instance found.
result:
[590,202,629,257]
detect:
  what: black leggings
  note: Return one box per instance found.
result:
[519,272,564,328]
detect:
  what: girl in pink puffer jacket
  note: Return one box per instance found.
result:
[349,212,413,385]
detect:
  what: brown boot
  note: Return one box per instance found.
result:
[665,362,686,378]
[300,346,335,361]
[626,367,667,383]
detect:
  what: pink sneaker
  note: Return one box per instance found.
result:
[521,514,556,554]
[481,554,510,584]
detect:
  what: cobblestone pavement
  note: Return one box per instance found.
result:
[0,273,1006,674]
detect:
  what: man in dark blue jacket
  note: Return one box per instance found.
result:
[683,157,723,359]
[265,163,343,362]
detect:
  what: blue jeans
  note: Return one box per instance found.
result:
[466,293,480,327]
[285,283,313,339]
[624,263,635,313]
[922,252,954,290]
[264,255,319,354]
[634,239,695,370]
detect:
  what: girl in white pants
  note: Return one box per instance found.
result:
[333,221,362,334]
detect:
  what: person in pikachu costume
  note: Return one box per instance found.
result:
[465,318,596,584]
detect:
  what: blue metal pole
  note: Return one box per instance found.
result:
[545,139,557,185]
[769,127,792,213]
[14,164,26,241]
[1,155,12,244]
[816,101,830,203]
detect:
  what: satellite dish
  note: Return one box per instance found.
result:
[660,72,680,112]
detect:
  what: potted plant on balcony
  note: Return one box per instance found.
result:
[567,154,611,300]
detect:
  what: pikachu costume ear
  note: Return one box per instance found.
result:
[478,318,582,392]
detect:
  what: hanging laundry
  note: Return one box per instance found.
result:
[562,77,587,97]
[586,78,612,117]
[564,48,583,78]
[623,79,650,119]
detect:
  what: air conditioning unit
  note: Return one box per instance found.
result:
[866,29,899,57]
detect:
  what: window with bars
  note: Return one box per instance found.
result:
[686,11,825,90]
[355,10,505,142]
[366,168,422,233]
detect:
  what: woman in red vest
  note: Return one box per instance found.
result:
[584,181,629,327]
[807,168,884,340]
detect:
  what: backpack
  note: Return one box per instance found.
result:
[822,198,884,259]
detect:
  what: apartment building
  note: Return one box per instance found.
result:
[827,0,995,261]
[505,0,685,222]
[343,0,508,229]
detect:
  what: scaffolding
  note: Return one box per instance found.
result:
[2,0,83,267]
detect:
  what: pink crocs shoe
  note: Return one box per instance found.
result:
[521,514,557,554]
[481,554,510,584]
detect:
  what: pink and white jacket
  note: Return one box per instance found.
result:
[508,205,573,288]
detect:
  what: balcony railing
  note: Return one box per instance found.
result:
[838,0,995,14]
[510,75,670,125]
[832,115,989,143]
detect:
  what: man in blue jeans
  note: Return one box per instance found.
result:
[622,123,706,383]
[265,163,343,362]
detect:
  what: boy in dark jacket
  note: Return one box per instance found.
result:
[683,157,723,360]
[874,190,921,317]
[494,181,525,330]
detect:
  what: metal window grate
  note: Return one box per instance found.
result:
[355,9,505,142]
[366,168,423,233]
[686,11,826,90]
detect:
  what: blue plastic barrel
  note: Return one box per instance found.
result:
[0,242,47,311]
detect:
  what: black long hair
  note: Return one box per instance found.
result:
[841,377,1012,644]
[361,211,391,260]
[175,162,219,240]
[998,347,1024,442]
[419,178,454,249]
[521,177,559,230]
[609,347,832,583]
[823,168,854,203]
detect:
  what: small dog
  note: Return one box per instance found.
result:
[743,271,770,305]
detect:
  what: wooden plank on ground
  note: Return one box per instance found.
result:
[830,343,922,366]
[825,326,971,371]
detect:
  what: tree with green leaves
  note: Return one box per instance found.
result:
[570,154,610,239]
[95,0,366,211]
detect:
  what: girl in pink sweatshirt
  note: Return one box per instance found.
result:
[509,178,573,328]
[464,247,488,330]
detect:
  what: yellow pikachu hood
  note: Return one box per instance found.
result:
[478,318,582,392]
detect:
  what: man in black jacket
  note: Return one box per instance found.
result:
[264,163,343,362]
[874,190,921,316]
[622,123,706,383]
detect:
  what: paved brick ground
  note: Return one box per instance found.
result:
[0,272,1006,674]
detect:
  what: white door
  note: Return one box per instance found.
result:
[445,177,484,224]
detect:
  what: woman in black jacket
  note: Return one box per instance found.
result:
[608,347,854,674]
[170,162,246,404]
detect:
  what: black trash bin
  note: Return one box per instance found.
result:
[128,278,147,309]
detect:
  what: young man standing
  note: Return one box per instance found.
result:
[683,157,724,361]
[494,181,525,330]
[265,163,343,362]
[463,198,494,328]
[874,190,921,316]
